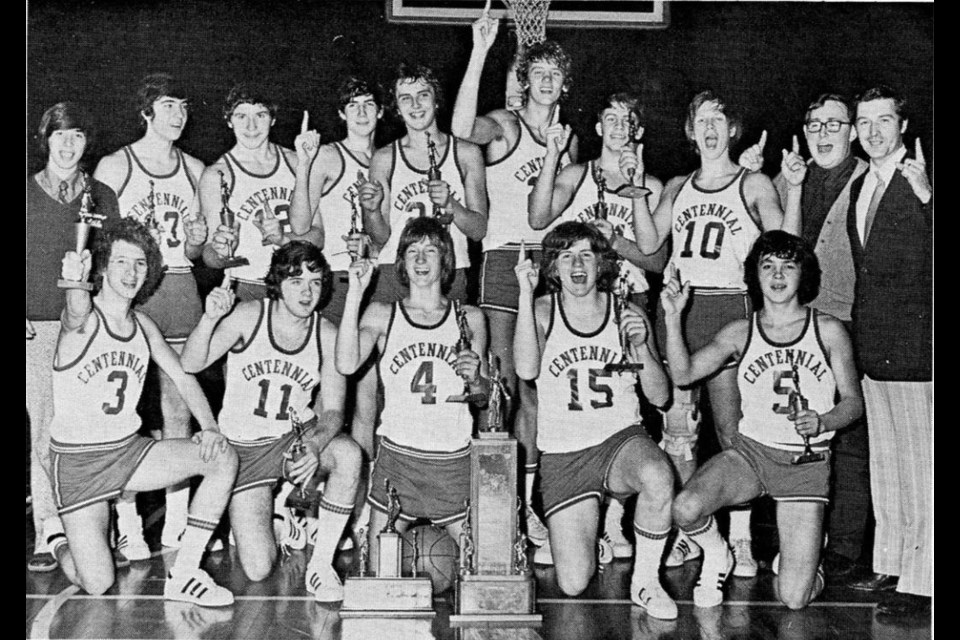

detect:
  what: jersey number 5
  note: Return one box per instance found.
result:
[566,368,614,411]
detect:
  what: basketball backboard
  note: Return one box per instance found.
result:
[385,0,669,29]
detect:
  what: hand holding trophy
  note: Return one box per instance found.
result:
[789,364,826,465]
[216,171,250,268]
[445,301,488,404]
[604,275,645,374]
[282,407,320,512]
[614,121,652,200]
[426,132,454,226]
[58,172,106,291]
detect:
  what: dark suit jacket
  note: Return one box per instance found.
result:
[846,167,932,381]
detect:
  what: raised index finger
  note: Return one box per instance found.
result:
[792,135,800,155]
[518,239,527,265]
[915,137,926,164]
[300,110,309,135]
[483,0,491,15]
[758,129,768,151]
[221,273,233,289]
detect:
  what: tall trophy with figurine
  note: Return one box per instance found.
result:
[217,171,250,268]
[604,275,645,374]
[425,132,454,225]
[614,121,652,200]
[445,301,488,405]
[789,364,826,465]
[282,408,321,514]
[58,172,106,291]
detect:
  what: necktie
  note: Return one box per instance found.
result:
[57,180,70,204]
[863,175,884,244]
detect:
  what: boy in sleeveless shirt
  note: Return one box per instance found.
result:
[663,230,862,609]
[47,218,237,606]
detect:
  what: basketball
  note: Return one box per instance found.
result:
[401,524,460,594]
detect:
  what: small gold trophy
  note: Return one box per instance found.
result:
[445,301,488,404]
[604,275,645,374]
[282,408,321,513]
[789,364,826,465]
[614,121,653,200]
[593,163,609,222]
[58,172,106,291]
[217,171,250,268]
[425,132,454,225]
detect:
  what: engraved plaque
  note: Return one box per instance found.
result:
[472,440,517,575]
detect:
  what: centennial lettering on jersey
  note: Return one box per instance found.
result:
[237,186,292,221]
[741,347,828,385]
[240,358,319,392]
[674,202,744,235]
[388,341,460,375]
[76,350,147,385]
[513,156,546,185]
[574,201,634,230]
[547,344,622,377]
[341,175,364,206]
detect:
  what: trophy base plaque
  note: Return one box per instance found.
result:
[340,577,435,617]
[219,256,250,269]
[450,574,542,626]
[613,185,652,199]
[791,450,826,465]
[57,279,95,291]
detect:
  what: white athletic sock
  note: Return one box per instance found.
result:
[116,496,143,542]
[684,515,726,554]
[605,498,625,531]
[631,525,670,586]
[163,486,190,538]
[275,481,295,514]
[524,469,537,507]
[307,496,353,571]
[728,508,752,540]
[172,515,219,574]
[43,516,68,559]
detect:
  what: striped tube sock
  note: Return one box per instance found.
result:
[684,515,725,554]
[44,516,69,561]
[631,525,670,585]
[307,495,354,571]
[172,516,220,574]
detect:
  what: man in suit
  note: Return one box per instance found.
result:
[843,85,931,620]
[739,94,871,583]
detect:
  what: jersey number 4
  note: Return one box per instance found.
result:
[679,220,725,260]
[410,361,437,404]
[253,379,294,420]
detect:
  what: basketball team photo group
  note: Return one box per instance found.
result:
[26,1,933,638]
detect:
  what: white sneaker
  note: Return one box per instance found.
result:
[116,533,151,562]
[731,538,758,578]
[533,539,554,565]
[525,505,549,547]
[665,533,702,567]
[305,516,319,547]
[306,564,344,602]
[598,536,614,565]
[602,504,634,559]
[274,511,308,552]
[164,568,234,607]
[693,544,734,608]
[631,579,678,620]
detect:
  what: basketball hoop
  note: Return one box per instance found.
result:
[503,0,551,49]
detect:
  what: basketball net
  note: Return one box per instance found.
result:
[503,0,551,110]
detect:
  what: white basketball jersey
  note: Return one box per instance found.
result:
[222,145,297,284]
[562,161,649,294]
[318,142,368,273]
[378,138,470,269]
[220,300,321,442]
[50,306,150,444]
[668,168,760,290]
[377,301,473,451]
[484,113,572,251]
[537,293,642,454]
[116,146,197,273]
[737,309,837,450]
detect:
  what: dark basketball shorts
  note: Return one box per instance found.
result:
[370,266,468,305]
[479,246,546,313]
[230,418,319,494]
[50,433,157,515]
[139,271,203,343]
[322,271,377,326]
[540,426,644,519]
[730,433,831,503]
[368,437,470,526]
[655,289,751,369]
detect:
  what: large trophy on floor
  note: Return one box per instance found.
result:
[450,354,542,627]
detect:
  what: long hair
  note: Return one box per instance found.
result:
[136,72,188,123]
[395,217,456,293]
[222,81,279,120]
[683,89,742,148]
[93,217,165,306]
[517,40,573,100]
[37,102,96,163]
[337,76,384,113]
[264,241,332,307]
[389,63,444,117]
[540,221,619,293]
[744,230,821,308]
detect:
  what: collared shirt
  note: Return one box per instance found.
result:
[855,145,907,242]
[802,154,857,247]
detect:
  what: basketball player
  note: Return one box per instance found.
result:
[94,73,208,557]
[664,230,862,609]
[47,217,237,606]
[27,102,120,573]
[181,242,361,602]
[359,63,487,304]
[335,218,489,571]
[450,9,578,548]
[631,90,799,573]
[513,221,677,620]
[201,82,322,301]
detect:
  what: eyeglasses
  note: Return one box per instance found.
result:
[804,120,850,134]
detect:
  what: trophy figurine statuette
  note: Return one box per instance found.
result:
[425,132,454,225]
[445,301,488,405]
[282,408,322,513]
[216,170,250,268]
[603,276,645,374]
[482,353,508,433]
[340,478,434,618]
[58,172,107,291]
[789,364,826,465]
[593,163,608,222]
[339,185,368,282]
[614,120,653,200]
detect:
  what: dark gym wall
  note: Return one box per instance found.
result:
[27,1,933,179]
